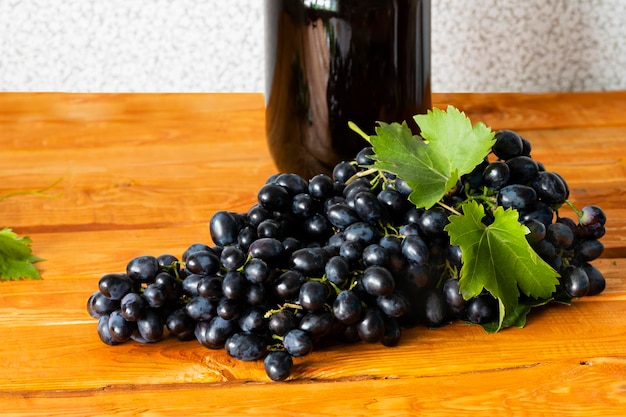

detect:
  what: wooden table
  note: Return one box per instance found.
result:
[1,92,625,416]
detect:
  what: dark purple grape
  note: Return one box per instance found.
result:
[210,211,241,247]
[197,275,223,300]
[493,130,524,160]
[353,190,384,225]
[377,188,409,223]
[268,310,298,336]
[546,222,575,249]
[120,292,146,321]
[531,171,569,205]
[344,221,379,246]
[506,156,539,184]
[579,224,606,239]
[98,273,133,300]
[573,239,604,262]
[143,283,168,308]
[222,270,248,300]
[248,204,272,227]
[401,234,429,266]
[298,280,329,312]
[166,308,195,341]
[442,278,467,315]
[338,241,363,266]
[521,201,554,227]
[87,291,120,318]
[238,307,268,333]
[181,273,203,297]
[393,177,413,197]
[381,316,402,347]
[248,237,285,263]
[446,245,463,269]
[225,332,266,361]
[555,216,577,233]
[283,329,313,357]
[258,183,291,211]
[185,250,220,276]
[361,265,395,296]
[216,296,242,320]
[237,226,257,251]
[196,316,238,349]
[357,307,385,343]
[156,253,180,274]
[283,236,304,256]
[136,308,164,343]
[524,219,546,245]
[561,266,590,298]
[419,207,448,236]
[298,311,333,339]
[466,294,497,324]
[243,282,269,306]
[291,193,317,218]
[220,245,246,271]
[184,296,217,321]
[376,292,408,318]
[303,213,333,242]
[242,259,269,285]
[274,173,308,196]
[309,173,334,200]
[355,146,375,166]
[126,255,159,284]
[362,244,389,267]
[497,184,537,211]
[107,309,135,343]
[325,255,352,287]
[326,202,360,229]
[274,270,307,302]
[289,247,328,277]
[182,243,214,262]
[257,219,283,239]
[579,205,607,227]
[333,290,362,324]
[264,351,293,381]
[582,263,606,296]
[97,315,120,345]
[154,272,179,301]
[332,161,357,184]
[482,161,510,190]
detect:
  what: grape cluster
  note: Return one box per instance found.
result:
[87,129,606,381]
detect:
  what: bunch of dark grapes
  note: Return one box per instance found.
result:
[87,129,607,381]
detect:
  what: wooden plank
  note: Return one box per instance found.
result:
[1,359,625,417]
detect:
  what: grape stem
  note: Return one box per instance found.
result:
[344,167,379,186]
[564,199,582,219]
[437,200,462,216]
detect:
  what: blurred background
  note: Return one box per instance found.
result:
[1,0,625,93]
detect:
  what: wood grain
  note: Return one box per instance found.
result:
[0,92,625,416]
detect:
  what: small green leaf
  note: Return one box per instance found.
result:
[0,228,43,281]
[366,106,495,209]
[444,201,560,331]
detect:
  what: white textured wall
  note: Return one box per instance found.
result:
[1,0,625,92]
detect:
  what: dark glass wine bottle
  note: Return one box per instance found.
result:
[264,0,431,179]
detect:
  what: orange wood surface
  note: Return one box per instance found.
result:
[0,92,625,416]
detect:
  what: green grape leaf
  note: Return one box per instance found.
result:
[364,106,495,209]
[0,228,43,281]
[444,201,560,332]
